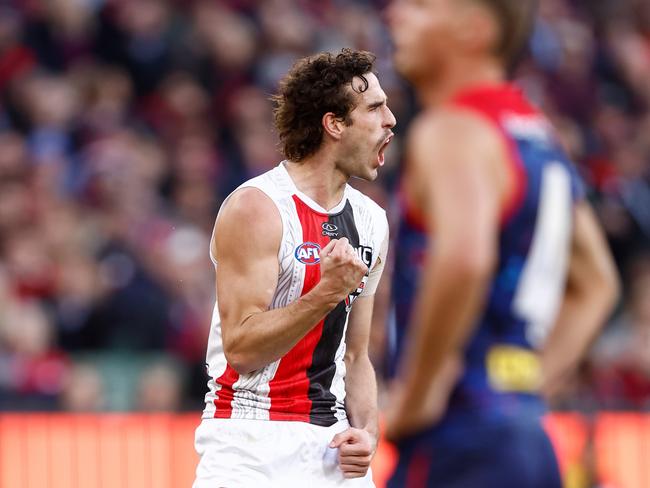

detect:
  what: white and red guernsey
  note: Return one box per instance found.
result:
[202,162,388,427]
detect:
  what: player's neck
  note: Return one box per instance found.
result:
[419,57,504,107]
[284,157,348,211]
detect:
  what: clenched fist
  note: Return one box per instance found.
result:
[316,238,368,306]
[330,427,376,479]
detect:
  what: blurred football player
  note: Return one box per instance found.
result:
[385,0,619,486]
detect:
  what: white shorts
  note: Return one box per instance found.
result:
[193,418,375,488]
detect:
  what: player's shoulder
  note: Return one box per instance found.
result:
[213,184,281,257]
[233,164,295,201]
[216,188,279,244]
[408,106,505,170]
[345,185,388,227]
[411,106,499,147]
[211,166,288,261]
[346,184,385,215]
[218,169,286,231]
[219,165,292,219]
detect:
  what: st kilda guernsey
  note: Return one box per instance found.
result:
[202,162,388,427]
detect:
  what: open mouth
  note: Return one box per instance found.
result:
[378,134,394,166]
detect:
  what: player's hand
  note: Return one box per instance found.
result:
[316,238,368,305]
[329,427,376,479]
[384,382,438,443]
[540,368,577,405]
[384,356,463,442]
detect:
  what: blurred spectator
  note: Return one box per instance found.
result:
[60,362,106,411]
[0,0,648,412]
[135,360,183,412]
[0,299,70,409]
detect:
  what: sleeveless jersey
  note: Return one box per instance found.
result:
[392,84,585,421]
[202,162,388,427]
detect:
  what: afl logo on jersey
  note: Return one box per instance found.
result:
[295,242,321,265]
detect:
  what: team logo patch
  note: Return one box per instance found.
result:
[345,273,368,312]
[295,242,321,265]
[321,222,339,237]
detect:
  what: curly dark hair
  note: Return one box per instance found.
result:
[271,48,376,162]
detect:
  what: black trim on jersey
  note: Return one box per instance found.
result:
[307,200,359,426]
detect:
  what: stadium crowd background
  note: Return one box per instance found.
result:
[0,0,648,414]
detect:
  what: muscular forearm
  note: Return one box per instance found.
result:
[542,202,619,394]
[224,287,339,374]
[344,355,378,445]
[542,284,616,389]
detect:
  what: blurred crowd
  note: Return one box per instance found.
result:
[0,0,648,412]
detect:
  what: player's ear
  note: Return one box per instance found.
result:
[322,112,346,141]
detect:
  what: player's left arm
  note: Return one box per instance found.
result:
[330,296,377,479]
[540,202,619,400]
[330,229,388,479]
[385,110,504,441]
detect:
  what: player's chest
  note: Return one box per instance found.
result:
[288,200,373,270]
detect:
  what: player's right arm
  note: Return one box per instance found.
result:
[213,187,367,375]
[540,201,619,400]
[385,109,503,441]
